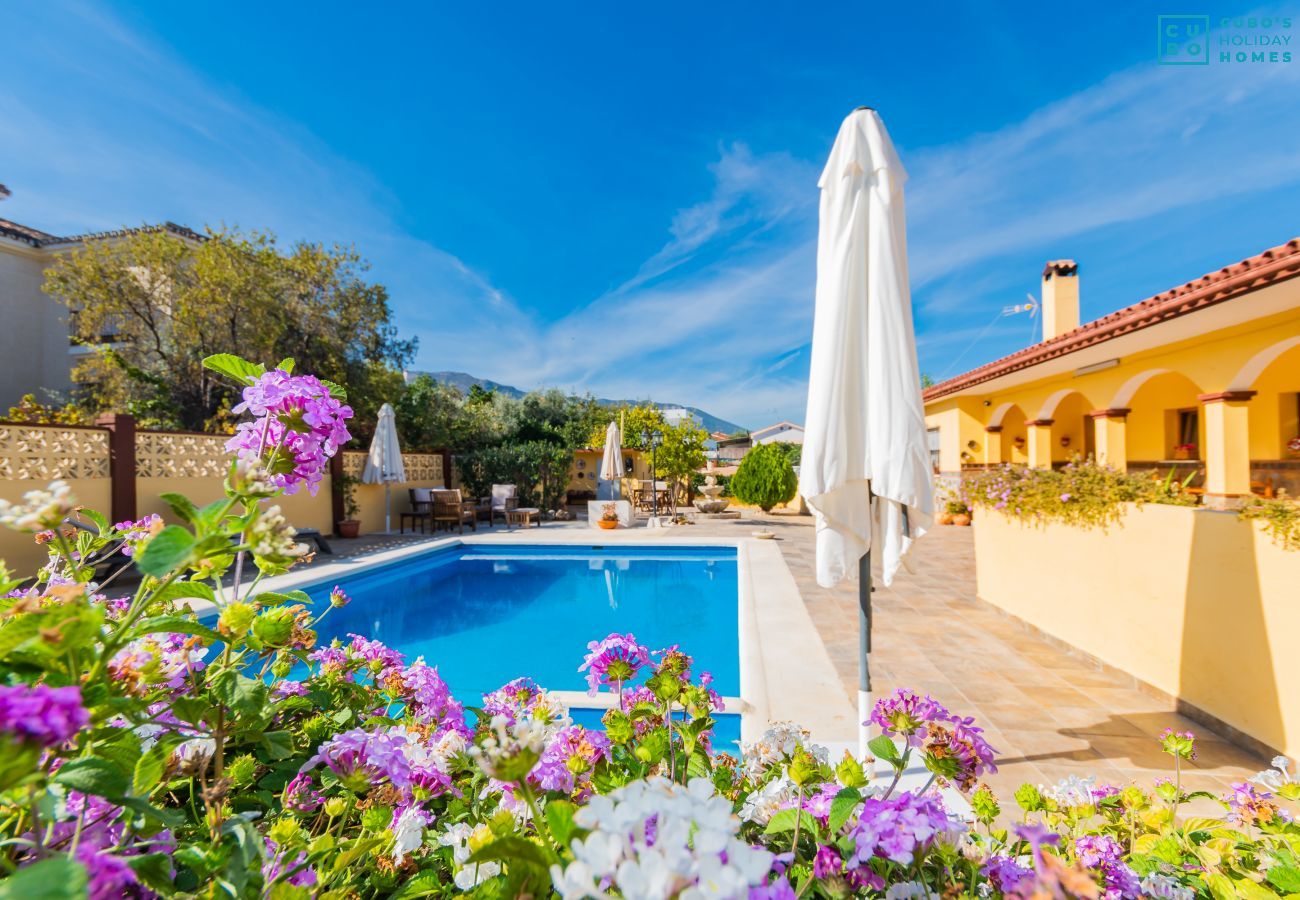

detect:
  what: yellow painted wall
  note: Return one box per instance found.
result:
[925,286,1300,474]
[0,478,113,572]
[136,476,334,537]
[924,398,986,472]
[975,506,1300,760]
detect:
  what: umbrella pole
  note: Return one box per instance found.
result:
[858,548,874,760]
[385,482,392,534]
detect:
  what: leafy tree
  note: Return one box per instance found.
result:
[43,226,413,432]
[652,421,708,501]
[394,375,508,452]
[4,393,90,425]
[731,443,798,512]
[770,440,802,467]
[586,403,669,450]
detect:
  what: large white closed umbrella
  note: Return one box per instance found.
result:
[799,108,935,757]
[598,421,623,501]
[362,403,406,534]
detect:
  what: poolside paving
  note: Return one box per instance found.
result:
[733,513,1266,806]
[302,510,1268,806]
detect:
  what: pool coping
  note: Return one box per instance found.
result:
[244,527,858,746]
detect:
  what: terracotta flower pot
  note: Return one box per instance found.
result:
[337,520,360,539]
[597,519,619,530]
[935,512,954,525]
[952,513,972,526]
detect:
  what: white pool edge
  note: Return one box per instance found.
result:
[242,528,857,747]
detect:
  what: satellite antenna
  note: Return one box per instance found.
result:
[1002,294,1038,316]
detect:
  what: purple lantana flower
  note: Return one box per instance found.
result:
[982,853,1034,894]
[283,773,322,814]
[225,369,352,496]
[1074,834,1141,899]
[532,725,611,798]
[113,513,162,557]
[0,683,89,748]
[845,791,964,866]
[869,689,952,747]
[579,632,650,696]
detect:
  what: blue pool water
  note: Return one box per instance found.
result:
[295,543,740,708]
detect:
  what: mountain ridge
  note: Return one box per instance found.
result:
[404,370,749,436]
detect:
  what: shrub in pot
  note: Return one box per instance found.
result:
[334,471,361,537]
[730,444,797,512]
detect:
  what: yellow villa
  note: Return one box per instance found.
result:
[923,238,1300,505]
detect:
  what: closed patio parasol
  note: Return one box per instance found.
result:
[362,403,406,534]
[799,107,935,757]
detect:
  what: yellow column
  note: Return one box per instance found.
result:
[1200,392,1254,503]
[984,427,1003,465]
[1089,409,1129,471]
[1026,419,1053,469]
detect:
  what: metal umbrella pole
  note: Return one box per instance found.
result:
[858,491,874,759]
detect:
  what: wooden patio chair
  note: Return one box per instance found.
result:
[432,489,476,534]
[401,488,434,534]
[488,484,518,526]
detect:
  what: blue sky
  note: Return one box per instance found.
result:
[2,2,1298,428]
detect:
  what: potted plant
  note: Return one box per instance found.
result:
[947,499,972,526]
[1172,443,1196,461]
[334,472,361,538]
[597,502,620,530]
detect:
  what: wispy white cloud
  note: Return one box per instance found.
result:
[4,3,1299,427]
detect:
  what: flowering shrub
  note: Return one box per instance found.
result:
[1240,496,1300,551]
[963,459,1199,528]
[0,356,1296,897]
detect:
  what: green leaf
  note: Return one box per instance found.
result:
[318,378,347,401]
[0,615,43,659]
[54,757,129,800]
[546,800,579,846]
[78,508,111,534]
[686,747,712,779]
[158,492,200,525]
[133,744,168,796]
[1270,868,1300,894]
[828,788,862,833]
[127,615,221,643]
[151,580,216,605]
[0,856,88,899]
[275,358,295,374]
[127,852,176,892]
[212,672,270,718]
[253,590,312,607]
[259,730,295,760]
[764,807,815,834]
[469,835,554,868]
[868,735,900,761]
[202,353,266,385]
[390,871,444,899]
[135,525,197,577]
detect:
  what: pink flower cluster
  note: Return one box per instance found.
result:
[0,683,89,748]
[579,632,650,695]
[846,790,963,867]
[1073,834,1141,899]
[533,725,611,798]
[225,369,352,496]
[483,677,547,725]
[113,513,162,557]
[303,725,455,798]
[870,688,953,747]
[109,632,208,694]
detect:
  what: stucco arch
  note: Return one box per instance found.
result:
[1109,368,1203,409]
[988,402,1024,428]
[1228,336,1300,392]
[1036,388,1096,421]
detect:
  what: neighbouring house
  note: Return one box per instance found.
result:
[751,421,805,445]
[923,239,1300,502]
[0,191,202,409]
[659,407,702,429]
[714,433,751,463]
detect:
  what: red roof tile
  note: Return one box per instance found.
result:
[923,238,1300,402]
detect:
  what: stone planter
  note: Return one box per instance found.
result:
[337,520,360,539]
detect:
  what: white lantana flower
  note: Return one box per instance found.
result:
[1041,774,1095,806]
[1140,873,1196,900]
[1250,756,1293,791]
[738,775,799,825]
[885,882,928,899]
[0,480,75,531]
[551,776,773,900]
[469,714,548,782]
[390,805,431,864]
[739,722,829,779]
[438,822,502,890]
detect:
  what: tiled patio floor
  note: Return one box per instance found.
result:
[761,515,1267,805]
[300,510,1268,804]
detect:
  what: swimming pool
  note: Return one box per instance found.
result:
[297,543,741,709]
